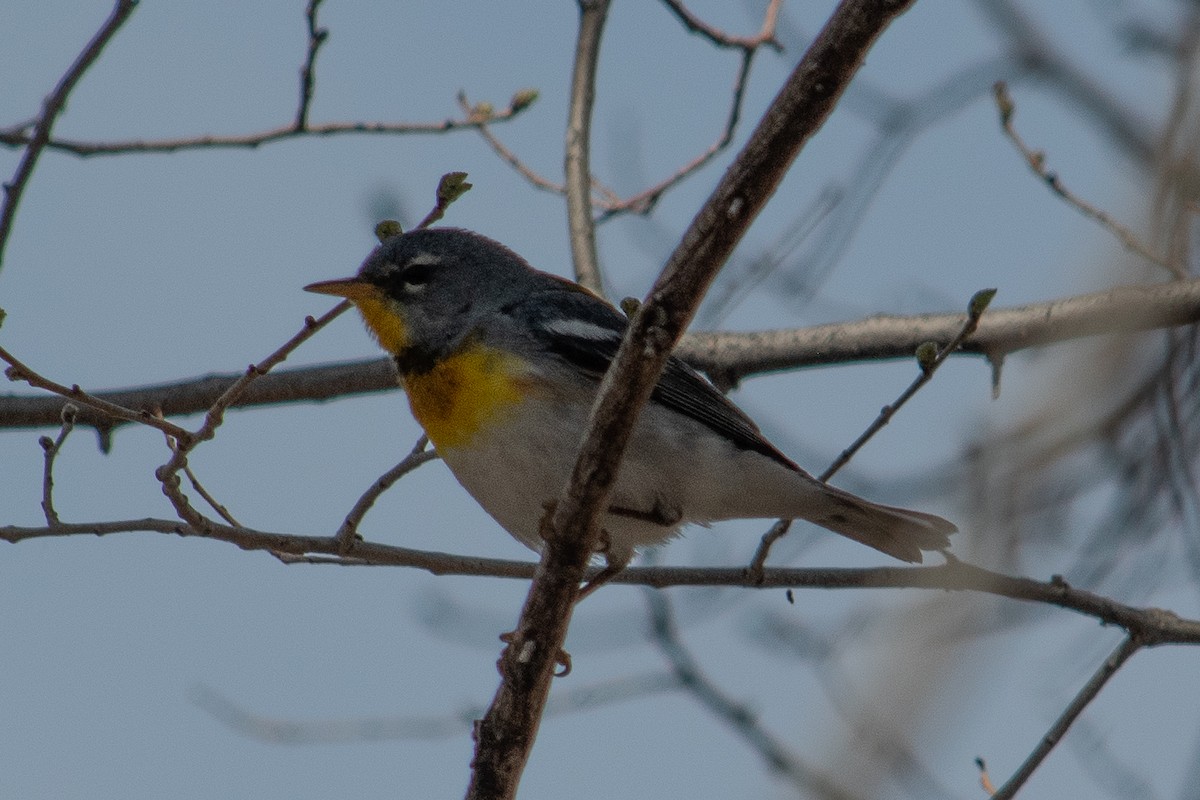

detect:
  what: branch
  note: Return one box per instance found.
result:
[0,0,138,271]
[295,0,329,130]
[333,436,437,549]
[749,288,996,575]
[0,98,537,157]
[153,301,351,531]
[6,278,1200,433]
[475,2,779,224]
[819,288,995,481]
[38,404,78,526]
[992,81,1182,278]
[467,2,920,798]
[1,343,196,445]
[6,518,1199,648]
[659,0,783,51]
[990,636,1143,800]
[973,0,1157,167]
[563,0,610,294]
[678,277,1200,383]
[0,357,395,437]
[193,670,675,744]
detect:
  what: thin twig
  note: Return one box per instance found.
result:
[154,171,471,531]
[477,0,779,224]
[0,0,138,271]
[820,288,996,482]
[594,45,757,221]
[752,290,994,583]
[457,92,622,206]
[183,462,242,527]
[164,431,242,527]
[993,81,1184,278]
[747,518,791,578]
[295,0,329,130]
[645,590,857,800]
[193,302,351,455]
[975,757,997,795]
[39,404,78,526]
[659,0,783,51]
[990,636,1143,799]
[153,301,351,530]
[334,436,438,549]
[976,0,1156,167]
[192,670,677,744]
[1,343,195,445]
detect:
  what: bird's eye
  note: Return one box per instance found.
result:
[399,262,435,292]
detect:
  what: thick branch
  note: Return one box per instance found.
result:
[679,277,1200,381]
[7,278,1199,432]
[467,2,920,798]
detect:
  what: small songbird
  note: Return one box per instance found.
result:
[306,228,955,588]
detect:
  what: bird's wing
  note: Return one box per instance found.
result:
[511,284,796,469]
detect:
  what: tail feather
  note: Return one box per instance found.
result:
[807,484,956,563]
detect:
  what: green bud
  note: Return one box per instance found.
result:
[969,288,997,319]
[992,81,1014,125]
[437,171,472,205]
[915,341,939,373]
[510,88,539,112]
[375,220,404,242]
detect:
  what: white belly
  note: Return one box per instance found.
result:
[435,393,808,563]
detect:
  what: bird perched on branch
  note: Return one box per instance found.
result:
[307,227,955,593]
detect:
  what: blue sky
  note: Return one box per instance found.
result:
[2,2,1195,798]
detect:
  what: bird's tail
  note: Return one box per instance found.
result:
[804,483,956,563]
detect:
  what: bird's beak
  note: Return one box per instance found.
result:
[303,277,379,303]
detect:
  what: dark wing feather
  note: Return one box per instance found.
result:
[514,284,796,469]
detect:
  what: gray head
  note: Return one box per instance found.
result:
[305,227,539,372]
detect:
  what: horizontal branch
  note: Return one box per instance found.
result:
[680,277,1200,379]
[0,358,397,434]
[4,519,1199,645]
[0,97,536,157]
[5,277,1200,432]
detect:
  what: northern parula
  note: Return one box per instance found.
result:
[306,228,955,581]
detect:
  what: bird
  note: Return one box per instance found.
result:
[305,227,955,591]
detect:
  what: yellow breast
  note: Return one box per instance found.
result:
[402,344,529,450]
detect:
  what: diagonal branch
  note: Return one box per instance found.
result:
[660,0,783,51]
[467,2,921,798]
[0,0,138,272]
[990,636,1143,800]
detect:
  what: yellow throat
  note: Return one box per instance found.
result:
[350,287,527,450]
